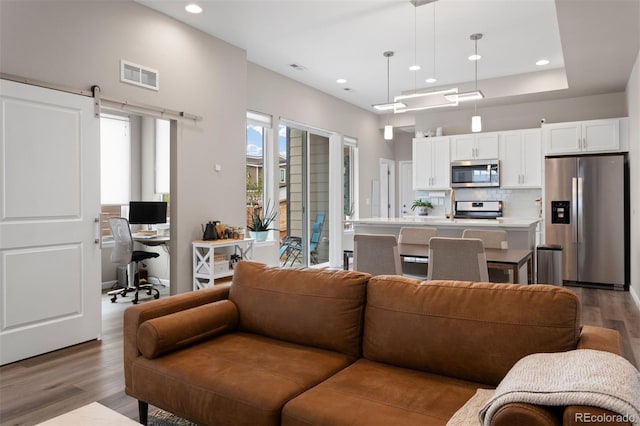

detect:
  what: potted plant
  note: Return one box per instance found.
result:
[411,199,434,216]
[247,200,278,242]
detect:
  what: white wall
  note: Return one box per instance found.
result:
[247,63,392,219]
[1,0,247,294]
[626,49,640,304]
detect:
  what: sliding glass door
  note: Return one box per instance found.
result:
[280,126,329,267]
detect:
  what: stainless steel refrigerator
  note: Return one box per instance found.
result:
[544,154,627,290]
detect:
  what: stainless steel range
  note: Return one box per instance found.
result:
[454,201,503,219]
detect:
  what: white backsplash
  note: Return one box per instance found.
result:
[415,188,542,218]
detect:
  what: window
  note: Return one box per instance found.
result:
[155,119,170,195]
[246,111,272,229]
[343,137,358,220]
[100,114,130,205]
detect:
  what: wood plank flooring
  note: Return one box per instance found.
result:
[1,285,638,426]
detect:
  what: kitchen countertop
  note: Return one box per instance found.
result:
[352,216,541,228]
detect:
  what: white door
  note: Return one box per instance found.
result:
[0,80,101,365]
[399,161,414,217]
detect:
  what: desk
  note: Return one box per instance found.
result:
[133,234,170,247]
[344,244,533,284]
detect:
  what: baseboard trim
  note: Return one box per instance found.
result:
[630,285,640,312]
[102,280,118,290]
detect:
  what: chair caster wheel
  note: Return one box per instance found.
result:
[154,293,160,300]
[111,296,117,303]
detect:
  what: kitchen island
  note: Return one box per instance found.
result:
[346,217,541,284]
[350,217,541,250]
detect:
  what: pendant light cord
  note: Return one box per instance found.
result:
[386,55,390,103]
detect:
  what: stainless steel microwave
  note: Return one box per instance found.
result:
[451,160,500,188]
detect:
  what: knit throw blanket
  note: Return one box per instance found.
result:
[474,349,640,426]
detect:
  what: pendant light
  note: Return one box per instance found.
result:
[377,51,397,140]
[372,51,405,113]
[470,33,483,132]
[444,33,484,103]
[425,3,437,84]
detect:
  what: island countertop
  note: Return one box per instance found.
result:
[348,216,541,251]
[351,216,541,229]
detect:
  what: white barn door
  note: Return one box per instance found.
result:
[0,79,101,365]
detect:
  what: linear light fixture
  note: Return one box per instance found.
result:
[444,90,484,102]
[444,33,484,104]
[393,88,458,113]
[372,51,407,113]
[373,101,407,111]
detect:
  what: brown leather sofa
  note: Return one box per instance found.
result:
[123,261,626,426]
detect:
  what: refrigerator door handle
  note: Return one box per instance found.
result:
[572,177,579,243]
[577,177,584,243]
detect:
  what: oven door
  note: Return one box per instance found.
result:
[451,160,499,187]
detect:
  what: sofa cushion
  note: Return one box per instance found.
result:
[137,300,238,359]
[229,261,370,357]
[129,332,355,426]
[282,358,487,426]
[363,277,581,386]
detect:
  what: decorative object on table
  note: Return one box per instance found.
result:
[230,254,242,269]
[247,200,278,242]
[410,199,434,216]
[201,221,218,240]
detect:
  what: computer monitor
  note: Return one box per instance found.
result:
[128,201,167,225]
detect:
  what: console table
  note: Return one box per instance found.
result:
[192,239,254,290]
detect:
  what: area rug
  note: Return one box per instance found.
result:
[148,409,199,426]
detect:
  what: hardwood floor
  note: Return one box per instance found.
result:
[1,285,638,426]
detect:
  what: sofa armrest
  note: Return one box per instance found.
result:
[576,325,623,354]
[138,300,238,358]
[123,284,231,385]
[491,402,562,426]
[563,326,630,425]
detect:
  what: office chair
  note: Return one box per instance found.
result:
[107,217,161,304]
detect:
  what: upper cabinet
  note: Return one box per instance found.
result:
[450,132,499,161]
[543,118,629,156]
[412,136,450,190]
[499,129,542,188]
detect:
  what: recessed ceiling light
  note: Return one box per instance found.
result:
[409,64,421,71]
[336,78,347,84]
[185,3,202,14]
[425,77,437,83]
[536,59,550,66]
[468,54,481,61]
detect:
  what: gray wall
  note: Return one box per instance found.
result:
[1,0,247,294]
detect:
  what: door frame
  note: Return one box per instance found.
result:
[379,158,396,218]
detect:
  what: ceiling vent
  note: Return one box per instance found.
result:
[289,63,307,71]
[120,60,159,91]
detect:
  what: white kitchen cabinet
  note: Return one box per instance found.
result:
[451,132,499,161]
[499,129,542,188]
[412,136,450,190]
[543,118,627,156]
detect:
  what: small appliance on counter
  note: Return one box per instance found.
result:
[454,200,503,219]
